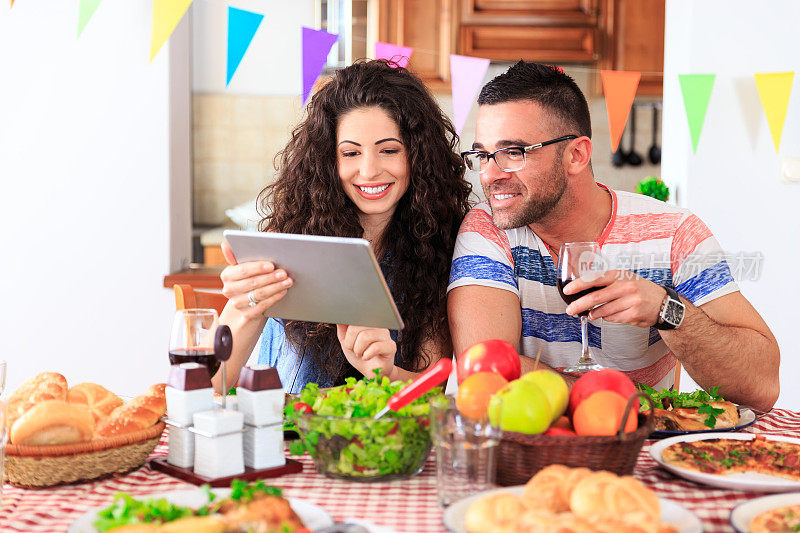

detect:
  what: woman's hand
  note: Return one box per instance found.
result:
[219,240,294,321]
[336,324,397,380]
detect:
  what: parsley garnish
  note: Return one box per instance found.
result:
[638,384,727,427]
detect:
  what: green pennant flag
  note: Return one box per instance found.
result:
[679,74,716,153]
[77,0,103,37]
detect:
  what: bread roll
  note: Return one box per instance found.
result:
[570,472,660,523]
[465,492,529,533]
[523,464,592,513]
[10,400,94,445]
[7,372,68,430]
[96,384,166,437]
[68,383,123,422]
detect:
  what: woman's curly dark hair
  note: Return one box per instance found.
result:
[257,59,472,385]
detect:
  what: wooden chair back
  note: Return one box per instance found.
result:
[673,360,682,391]
[173,284,227,315]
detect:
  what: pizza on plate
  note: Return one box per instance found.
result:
[662,435,800,480]
[750,504,800,533]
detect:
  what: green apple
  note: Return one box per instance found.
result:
[521,369,569,422]
[487,379,552,435]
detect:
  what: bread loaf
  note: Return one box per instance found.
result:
[7,372,68,430]
[523,464,592,513]
[10,400,94,445]
[68,383,123,423]
[96,384,166,437]
[569,472,660,523]
[464,492,529,533]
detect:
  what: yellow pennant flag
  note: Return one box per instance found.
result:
[150,0,193,62]
[754,72,795,152]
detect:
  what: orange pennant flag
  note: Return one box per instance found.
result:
[601,70,641,153]
[10,0,14,7]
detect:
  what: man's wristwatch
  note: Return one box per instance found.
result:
[655,285,685,330]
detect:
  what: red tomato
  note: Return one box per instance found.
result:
[456,339,521,384]
[293,402,313,414]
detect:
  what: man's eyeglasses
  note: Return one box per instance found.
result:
[461,135,578,173]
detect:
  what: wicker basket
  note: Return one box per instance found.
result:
[4,421,165,488]
[495,393,653,486]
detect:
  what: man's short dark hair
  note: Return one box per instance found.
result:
[477,61,592,139]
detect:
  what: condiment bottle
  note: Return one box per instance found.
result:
[238,365,286,469]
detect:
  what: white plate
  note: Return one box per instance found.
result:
[651,408,757,438]
[441,486,702,533]
[650,432,800,493]
[729,492,800,532]
[68,488,333,533]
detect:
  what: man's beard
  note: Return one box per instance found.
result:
[485,159,568,230]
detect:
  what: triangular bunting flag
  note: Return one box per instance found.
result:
[77,0,103,38]
[601,70,641,153]
[226,7,264,86]
[678,74,716,153]
[450,54,490,136]
[754,72,795,152]
[150,0,193,62]
[375,42,413,68]
[10,0,14,7]
[302,27,338,105]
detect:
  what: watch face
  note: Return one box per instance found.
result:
[664,300,685,326]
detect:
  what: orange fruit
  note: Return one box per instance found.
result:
[572,390,638,436]
[455,372,508,421]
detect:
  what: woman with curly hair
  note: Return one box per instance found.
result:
[216,60,472,393]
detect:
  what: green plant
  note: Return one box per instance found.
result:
[635,176,669,202]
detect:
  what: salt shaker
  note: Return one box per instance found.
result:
[165,363,214,468]
[192,408,245,479]
[238,365,286,469]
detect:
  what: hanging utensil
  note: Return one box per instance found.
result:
[648,104,662,164]
[625,105,643,166]
[373,358,453,420]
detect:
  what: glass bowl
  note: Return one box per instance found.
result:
[295,412,432,482]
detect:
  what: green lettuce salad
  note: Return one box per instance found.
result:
[284,371,443,480]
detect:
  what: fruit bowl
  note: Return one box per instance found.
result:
[295,412,432,482]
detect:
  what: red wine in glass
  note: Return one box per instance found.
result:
[556,278,601,317]
[169,348,220,377]
[557,242,607,372]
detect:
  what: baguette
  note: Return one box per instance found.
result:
[68,382,123,423]
[96,384,166,437]
[10,400,94,445]
[7,372,68,430]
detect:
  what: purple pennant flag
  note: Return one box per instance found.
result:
[302,27,338,105]
[450,54,490,135]
[375,41,413,68]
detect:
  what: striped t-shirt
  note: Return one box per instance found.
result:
[447,184,739,388]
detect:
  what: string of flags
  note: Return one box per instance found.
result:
[10,0,796,154]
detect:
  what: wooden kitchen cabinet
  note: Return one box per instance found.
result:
[459,0,601,63]
[599,0,665,95]
[376,0,458,89]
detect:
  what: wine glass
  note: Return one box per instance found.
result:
[557,242,608,373]
[169,309,221,378]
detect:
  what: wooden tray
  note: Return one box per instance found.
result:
[150,457,302,487]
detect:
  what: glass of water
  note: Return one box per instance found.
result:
[429,397,501,508]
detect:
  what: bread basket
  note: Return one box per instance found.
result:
[495,393,653,486]
[4,421,165,488]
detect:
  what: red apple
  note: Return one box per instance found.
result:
[456,339,521,384]
[543,426,577,436]
[568,368,637,415]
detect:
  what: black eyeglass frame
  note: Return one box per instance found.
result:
[461,134,579,173]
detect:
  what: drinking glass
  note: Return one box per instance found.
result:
[557,242,608,373]
[0,360,6,396]
[0,398,6,507]
[169,309,220,378]
[430,397,501,508]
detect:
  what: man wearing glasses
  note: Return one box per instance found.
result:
[447,61,779,411]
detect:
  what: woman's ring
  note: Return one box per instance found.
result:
[248,290,259,307]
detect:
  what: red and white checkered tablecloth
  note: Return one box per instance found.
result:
[2,408,798,533]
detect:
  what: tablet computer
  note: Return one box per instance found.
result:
[223,230,404,330]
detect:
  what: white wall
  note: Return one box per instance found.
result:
[0,3,191,396]
[192,0,315,95]
[663,1,800,408]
